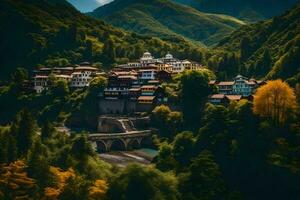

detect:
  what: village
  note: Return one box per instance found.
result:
[32,52,265,114]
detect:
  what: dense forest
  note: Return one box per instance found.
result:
[174,0,300,21]
[1,69,300,200]
[0,0,206,80]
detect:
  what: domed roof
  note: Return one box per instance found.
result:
[165,53,173,59]
[143,52,151,56]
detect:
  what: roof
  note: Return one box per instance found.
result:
[53,67,74,70]
[129,88,141,92]
[138,96,156,101]
[218,81,234,86]
[54,75,72,78]
[141,85,157,89]
[118,75,137,80]
[210,94,225,99]
[39,68,51,71]
[209,80,216,85]
[72,72,82,75]
[34,75,48,79]
[226,95,242,101]
[138,69,158,72]
[148,80,160,83]
[246,81,256,85]
[74,66,98,71]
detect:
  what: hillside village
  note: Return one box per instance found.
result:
[32,52,265,113]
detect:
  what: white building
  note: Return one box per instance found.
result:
[140,52,157,66]
[138,69,157,81]
[70,66,98,88]
[33,75,49,93]
[33,74,72,93]
[232,75,257,96]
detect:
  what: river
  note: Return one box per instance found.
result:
[99,148,158,167]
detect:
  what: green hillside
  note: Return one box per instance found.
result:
[0,0,204,80]
[174,0,300,22]
[217,5,300,82]
[89,0,245,46]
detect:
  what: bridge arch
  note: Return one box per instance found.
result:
[96,140,107,153]
[110,139,127,151]
[127,138,141,150]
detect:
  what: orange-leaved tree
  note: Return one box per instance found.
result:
[0,160,37,199]
[253,80,297,126]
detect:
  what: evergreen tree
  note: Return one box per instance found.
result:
[240,36,252,62]
[255,49,272,76]
[41,121,55,141]
[180,70,211,128]
[179,151,226,200]
[27,139,51,188]
[85,40,93,60]
[13,109,36,157]
[103,38,116,62]
[172,131,195,170]
[6,133,17,163]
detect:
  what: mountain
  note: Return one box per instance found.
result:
[217,5,300,82]
[174,0,300,22]
[88,0,245,46]
[0,0,205,80]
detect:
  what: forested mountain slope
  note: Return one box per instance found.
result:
[89,0,245,46]
[0,0,203,80]
[174,0,300,22]
[217,5,300,82]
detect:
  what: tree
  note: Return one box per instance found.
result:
[41,121,55,140]
[103,38,116,62]
[59,176,90,200]
[172,131,195,170]
[151,105,183,138]
[44,167,76,199]
[180,70,211,128]
[12,109,37,157]
[155,143,177,172]
[253,80,297,126]
[51,79,70,98]
[85,40,93,60]
[89,180,108,200]
[0,160,37,199]
[179,151,226,200]
[27,139,51,188]
[107,164,179,200]
[255,49,272,77]
[240,36,251,62]
[71,135,93,160]
[11,67,28,90]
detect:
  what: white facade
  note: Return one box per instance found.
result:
[70,71,93,88]
[138,69,157,81]
[33,75,49,93]
[140,52,157,66]
[232,75,257,96]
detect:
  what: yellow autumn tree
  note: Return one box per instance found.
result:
[253,80,297,126]
[88,179,108,200]
[43,166,75,200]
[0,160,37,199]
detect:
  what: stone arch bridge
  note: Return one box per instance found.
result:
[88,130,152,153]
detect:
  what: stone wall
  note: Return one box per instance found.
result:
[99,99,155,114]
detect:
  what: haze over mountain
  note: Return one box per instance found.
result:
[67,0,113,12]
[174,0,300,21]
[89,0,245,46]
